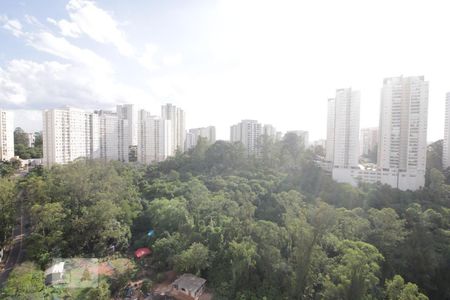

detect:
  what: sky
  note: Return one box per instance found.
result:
[0,0,449,142]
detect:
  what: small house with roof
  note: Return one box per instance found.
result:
[171,274,206,300]
[44,261,66,286]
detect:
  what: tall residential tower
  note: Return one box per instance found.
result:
[327,88,361,169]
[444,93,450,169]
[230,120,262,156]
[117,104,138,162]
[360,127,379,158]
[43,107,99,167]
[137,110,172,164]
[377,76,428,189]
[161,104,186,154]
[0,110,14,161]
[95,110,119,161]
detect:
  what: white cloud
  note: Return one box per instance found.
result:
[47,17,81,38]
[48,0,134,56]
[0,15,24,37]
[1,13,112,75]
[0,66,27,105]
[0,59,153,111]
[24,14,42,26]
[26,31,113,74]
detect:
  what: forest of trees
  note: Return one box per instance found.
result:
[14,127,43,159]
[1,134,450,299]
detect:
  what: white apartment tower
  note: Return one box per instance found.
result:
[117,104,138,162]
[325,77,428,191]
[0,110,14,161]
[161,104,186,154]
[185,126,216,150]
[360,127,379,157]
[43,107,99,167]
[95,110,119,161]
[89,113,100,159]
[444,93,450,169]
[327,88,361,169]
[230,120,262,156]
[326,98,336,162]
[378,76,428,189]
[137,110,172,164]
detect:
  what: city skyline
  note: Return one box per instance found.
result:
[1,0,450,141]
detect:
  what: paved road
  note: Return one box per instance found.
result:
[0,190,26,288]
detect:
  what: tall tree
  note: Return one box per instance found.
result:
[323,240,383,300]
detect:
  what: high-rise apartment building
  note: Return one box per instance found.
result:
[26,132,36,148]
[185,126,216,150]
[360,127,378,158]
[330,77,429,191]
[230,120,262,156]
[443,93,450,169]
[43,107,99,167]
[326,98,336,162]
[0,109,14,161]
[137,110,172,164]
[117,104,138,162]
[161,104,186,154]
[377,76,428,188]
[95,110,119,161]
[327,88,361,168]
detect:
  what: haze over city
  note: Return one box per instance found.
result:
[1,0,450,141]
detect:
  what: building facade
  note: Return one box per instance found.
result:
[326,98,336,162]
[137,110,172,164]
[43,107,99,167]
[161,104,186,154]
[230,120,262,156]
[26,132,36,148]
[117,104,138,162]
[0,110,14,161]
[96,110,119,161]
[377,76,428,190]
[328,77,429,191]
[185,126,216,150]
[360,127,378,158]
[443,92,450,169]
[326,88,360,170]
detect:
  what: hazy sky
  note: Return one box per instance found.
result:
[0,0,449,141]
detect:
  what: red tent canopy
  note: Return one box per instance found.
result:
[134,247,152,259]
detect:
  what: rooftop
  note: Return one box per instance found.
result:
[172,274,206,293]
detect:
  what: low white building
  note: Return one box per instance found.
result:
[332,166,425,191]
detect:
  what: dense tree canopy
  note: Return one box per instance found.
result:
[13,127,42,159]
[3,136,450,299]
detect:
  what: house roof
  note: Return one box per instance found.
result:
[44,262,65,276]
[172,274,206,294]
[135,247,152,258]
